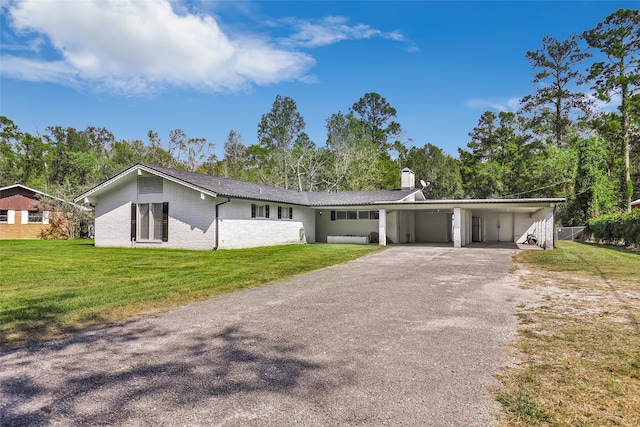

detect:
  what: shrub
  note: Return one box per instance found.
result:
[624,209,640,246]
[587,209,640,247]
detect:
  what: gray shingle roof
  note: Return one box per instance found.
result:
[306,189,418,206]
[144,164,418,206]
[145,165,310,205]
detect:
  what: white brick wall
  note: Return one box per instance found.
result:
[144,179,217,250]
[94,175,137,247]
[94,175,315,250]
[217,199,315,249]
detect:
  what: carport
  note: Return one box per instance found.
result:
[375,198,565,249]
[312,168,564,250]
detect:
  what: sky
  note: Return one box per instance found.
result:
[0,0,635,160]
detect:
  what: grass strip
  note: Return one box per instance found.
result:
[0,240,383,346]
[496,241,640,426]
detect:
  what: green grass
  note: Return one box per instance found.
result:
[0,240,383,346]
[496,241,640,426]
[515,241,639,282]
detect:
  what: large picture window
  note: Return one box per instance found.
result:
[131,202,168,241]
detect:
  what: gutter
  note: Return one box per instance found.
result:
[213,197,231,250]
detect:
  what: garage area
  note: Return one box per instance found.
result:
[377,198,564,249]
[416,210,452,243]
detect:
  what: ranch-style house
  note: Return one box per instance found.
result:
[74,164,564,250]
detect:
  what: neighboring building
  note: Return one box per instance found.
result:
[632,199,640,210]
[75,164,564,250]
[0,184,65,240]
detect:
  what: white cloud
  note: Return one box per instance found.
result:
[466,97,521,112]
[2,0,316,95]
[590,92,622,113]
[0,55,78,85]
[506,98,522,110]
[280,16,416,51]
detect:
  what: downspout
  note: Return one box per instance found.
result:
[213,197,231,250]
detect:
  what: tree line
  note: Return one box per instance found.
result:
[1,8,638,226]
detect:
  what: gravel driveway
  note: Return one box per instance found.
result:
[1,245,527,426]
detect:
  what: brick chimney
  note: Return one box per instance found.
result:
[401,168,415,190]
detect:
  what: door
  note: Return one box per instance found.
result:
[497,213,513,242]
[472,217,482,242]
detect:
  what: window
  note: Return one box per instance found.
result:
[28,211,43,223]
[0,210,7,222]
[278,206,293,219]
[331,210,380,221]
[131,202,168,241]
[251,204,270,218]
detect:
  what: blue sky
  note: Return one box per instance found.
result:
[0,1,634,160]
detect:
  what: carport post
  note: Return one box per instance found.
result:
[544,207,554,249]
[453,207,461,248]
[378,209,387,246]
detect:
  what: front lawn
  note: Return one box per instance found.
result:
[0,240,383,346]
[497,241,640,425]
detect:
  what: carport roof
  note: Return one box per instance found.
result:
[384,198,566,205]
[378,198,566,212]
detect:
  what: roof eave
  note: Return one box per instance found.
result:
[214,193,310,206]
[74,164,218,203]
[378,198,566,206]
